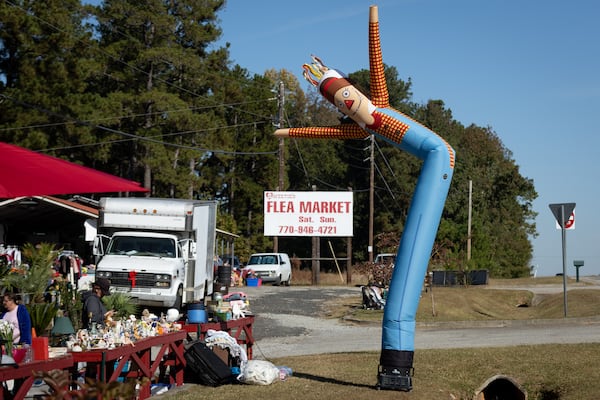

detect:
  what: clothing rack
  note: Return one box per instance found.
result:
[55,251,82,287]
[0,244,22,267]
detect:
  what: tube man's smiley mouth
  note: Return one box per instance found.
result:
[344,100,354,109]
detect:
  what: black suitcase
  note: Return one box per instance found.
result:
[184,340,233,386]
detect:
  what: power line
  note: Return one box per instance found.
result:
[0,93,277,156]
[374,161,396,200]
[0,98,276,133]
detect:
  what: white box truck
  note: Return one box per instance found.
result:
[92,197,218,309]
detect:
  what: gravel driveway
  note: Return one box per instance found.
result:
[235,284,600,359]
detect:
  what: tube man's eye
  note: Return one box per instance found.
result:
[337,101,345,109]
[342,89,350,98]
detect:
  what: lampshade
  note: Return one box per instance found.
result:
[51,316,75,336]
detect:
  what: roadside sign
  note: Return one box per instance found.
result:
[555,211,575,230]
[548,202,576,317]
[263,191,353,237]
[549,203,576,229]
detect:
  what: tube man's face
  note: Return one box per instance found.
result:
[332,84,374,125]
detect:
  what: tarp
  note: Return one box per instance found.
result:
[0,142,148,198]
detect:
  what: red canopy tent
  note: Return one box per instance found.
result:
[0,142,148,198]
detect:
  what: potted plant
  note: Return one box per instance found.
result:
[1,242,59,335]
[51,276,83,331]
[0,319,14,355]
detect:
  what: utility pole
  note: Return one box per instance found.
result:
[467,180,472,261]
[368,134,375,262]
[312,185,320,284]
[347,186,353,284]
[274,81,285,253]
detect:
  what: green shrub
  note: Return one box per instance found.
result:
[102,292,139,319]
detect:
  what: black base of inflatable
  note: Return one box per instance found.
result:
[377,349,414,391]
[377,367,413,391]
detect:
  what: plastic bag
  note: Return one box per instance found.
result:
[278,366,293,381]
[238,360,281,385]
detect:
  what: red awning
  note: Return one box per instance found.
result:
[0,142,148,198]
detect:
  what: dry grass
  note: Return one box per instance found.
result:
[293,268,586,287]
[292,267,369,286]
[157,274,600,400]
[161,344,600,400]
[328,275,600,323]
[336,288,600,326]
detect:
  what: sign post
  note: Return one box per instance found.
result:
[548,202,576,317]
[573,260,584,282]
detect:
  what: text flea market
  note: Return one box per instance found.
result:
[265,200,352,213]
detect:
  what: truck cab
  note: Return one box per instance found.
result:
[95,231,187,308]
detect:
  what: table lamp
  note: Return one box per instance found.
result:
[51,316,75,336]
[51,315,75,347]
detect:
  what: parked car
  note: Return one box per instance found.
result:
[374,253,396,266]
[220,254,242,270]
[243,252,292,286]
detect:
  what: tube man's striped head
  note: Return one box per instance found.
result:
[303,55,375,126]
[303,55,352,105]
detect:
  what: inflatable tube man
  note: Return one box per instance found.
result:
[275,5,455,391]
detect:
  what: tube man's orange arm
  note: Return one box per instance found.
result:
[369,6,389,109]
[274,125,368,139]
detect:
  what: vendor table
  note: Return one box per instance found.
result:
[0,354,74,400]
[182,316,255,359]
[70,330,186,400]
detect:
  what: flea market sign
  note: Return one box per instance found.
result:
[263,191,353,237]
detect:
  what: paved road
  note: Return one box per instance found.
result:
[235,284,600,359]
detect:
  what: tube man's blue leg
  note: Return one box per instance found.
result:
[378,135,454,390]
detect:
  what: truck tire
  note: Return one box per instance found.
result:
[274,275,282,286]
[284,273,292,286]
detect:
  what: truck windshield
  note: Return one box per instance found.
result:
[375,254,395,265]
[107,237,176,258]
[248,254,278,265]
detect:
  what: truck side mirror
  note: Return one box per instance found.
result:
[178,239,194,261]
[93,236,104,256]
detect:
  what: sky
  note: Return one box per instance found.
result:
[213,0,600,277]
